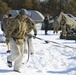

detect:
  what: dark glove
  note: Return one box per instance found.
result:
[34,33,37,36]
[33,33,37,39]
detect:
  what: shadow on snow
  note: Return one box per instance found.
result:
[47,67,76,74]
[68,56,76,60]
[0,69,13,73]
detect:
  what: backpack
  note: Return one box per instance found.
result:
[7,15,27,39]
[11,20,27,39]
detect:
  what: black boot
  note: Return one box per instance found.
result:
[14,70,21,73]
[7,61,12,67]
[7,50,11,53]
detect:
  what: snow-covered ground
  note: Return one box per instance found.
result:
[0,23,76,75]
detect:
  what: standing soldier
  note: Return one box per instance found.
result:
[60,16,67,38]
[6,9,28,72]
[1,14,13,53]
[44,16,49,35]
[53,16,60,34]
[6,14,13,53]
[1,15,8,34]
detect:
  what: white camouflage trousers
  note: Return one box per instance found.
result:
[7,38,25,71]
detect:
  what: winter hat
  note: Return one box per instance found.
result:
[19,8,27,15]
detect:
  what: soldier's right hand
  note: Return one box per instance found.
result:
[34,33,37,36]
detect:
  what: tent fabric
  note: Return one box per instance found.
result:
[9,10,44,23]
[58,12,76,29]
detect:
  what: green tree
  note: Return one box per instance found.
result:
[31,0,40,10]
[40,0,59,15]
[0,1,10,20]
[40,1,47,14]
[3,0,40,10]
[23,0,33,9]
[40,0,71,16]
[69,0,76,15]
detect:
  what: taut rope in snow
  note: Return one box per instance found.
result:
[32,35,76,49]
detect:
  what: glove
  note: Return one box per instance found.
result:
[33,33,37,39]
[34,33,37,36]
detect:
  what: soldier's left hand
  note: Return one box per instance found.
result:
[34,33,37,36]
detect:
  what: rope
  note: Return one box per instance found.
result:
[32,35,76,49]
[23,34,76,64]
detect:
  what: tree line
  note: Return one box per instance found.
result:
[0,0,76,20]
